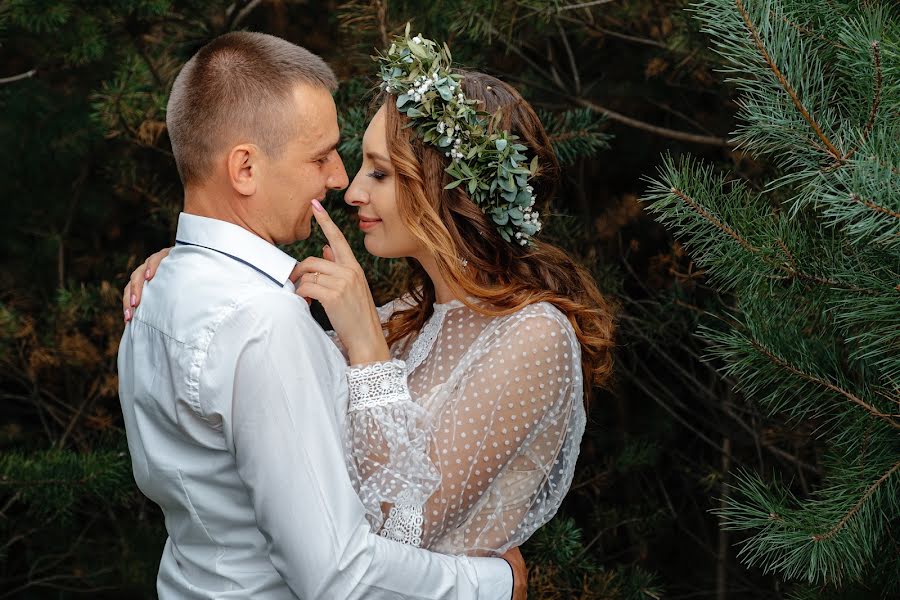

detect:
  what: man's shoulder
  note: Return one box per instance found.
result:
[134,252,311,346]
[226,286,315,330]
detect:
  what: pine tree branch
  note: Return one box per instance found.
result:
[555,17,581,94]
[811,459,900,542]
[667,186,879,293]
[225,0,262,31]
[849,193,900,222]
[568,19,668,49]
[776,12,848,51]
[669,187,759,252]
[776,265,873,293]
[842,41,882,162]
[746,338,900,429]
[735,0,841,160]
[554,0,617,12]
[548,129,599,145]
[477,15,733,148]
[376,0,389,48]
[577,98,734,146]
[0,69,36,85]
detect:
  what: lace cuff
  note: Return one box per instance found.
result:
[346,359,411,411]
[379,489,425,547]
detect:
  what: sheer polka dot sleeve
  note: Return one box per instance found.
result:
[341,297,442,533]
[418,305,586,555]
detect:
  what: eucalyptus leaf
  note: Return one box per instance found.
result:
[408,41,428,59]
[492,212,510,225]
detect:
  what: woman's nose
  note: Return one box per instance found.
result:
[344,174,369,206]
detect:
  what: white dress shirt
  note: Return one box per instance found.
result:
[117,212,513,599]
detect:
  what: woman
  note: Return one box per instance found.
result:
[123,31,614,556]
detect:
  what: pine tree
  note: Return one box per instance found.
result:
[643,0,899,595]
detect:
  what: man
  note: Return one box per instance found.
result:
[117,31,525,599]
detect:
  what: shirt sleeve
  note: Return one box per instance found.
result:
[211,290,513,600]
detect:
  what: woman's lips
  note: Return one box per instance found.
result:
[358,217,382,232]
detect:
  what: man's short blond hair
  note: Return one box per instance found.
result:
[166,31,338,186]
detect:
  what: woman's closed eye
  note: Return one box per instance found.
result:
[367,169,387,181]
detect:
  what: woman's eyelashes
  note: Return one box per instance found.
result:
[367,169,387,180]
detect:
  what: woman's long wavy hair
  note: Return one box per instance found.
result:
[379,70,615,403]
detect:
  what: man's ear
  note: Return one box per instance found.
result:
[227,144,259,196]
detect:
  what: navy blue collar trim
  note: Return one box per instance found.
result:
[175,240,283,287]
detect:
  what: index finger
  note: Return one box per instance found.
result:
[310,199,353,264]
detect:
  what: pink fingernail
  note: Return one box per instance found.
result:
[312,199,324,212]
[130,294,136,307]
[145,268,151,279]
[124,308,131,321]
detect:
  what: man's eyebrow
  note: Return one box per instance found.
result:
[312,136,341,157]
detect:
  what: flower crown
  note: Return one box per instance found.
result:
[375,24,542,246]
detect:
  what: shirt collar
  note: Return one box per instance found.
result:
[175,212,297,287]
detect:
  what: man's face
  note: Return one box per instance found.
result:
[255,84,348,245]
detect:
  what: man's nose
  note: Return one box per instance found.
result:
[327,155,350,191]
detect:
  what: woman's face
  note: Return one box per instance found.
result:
[344,105,424,259]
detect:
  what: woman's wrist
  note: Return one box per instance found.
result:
[345,311,390,365]
[347,336,391,366]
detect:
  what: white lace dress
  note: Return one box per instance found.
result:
[335,297,586,556]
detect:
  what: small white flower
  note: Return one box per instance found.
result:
[414,93,422,101]
[519,238,528,246]
[526,185,533,193]
[412,36,422,44]
[515,232,522,239]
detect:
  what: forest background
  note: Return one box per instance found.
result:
[1,1,897,599]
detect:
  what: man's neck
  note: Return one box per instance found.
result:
[183,188,271,243]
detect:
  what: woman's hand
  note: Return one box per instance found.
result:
[122,248,171,322]
[294,200,390,366]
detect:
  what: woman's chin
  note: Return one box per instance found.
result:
[363,236,387,258]
[363,236,408,259]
